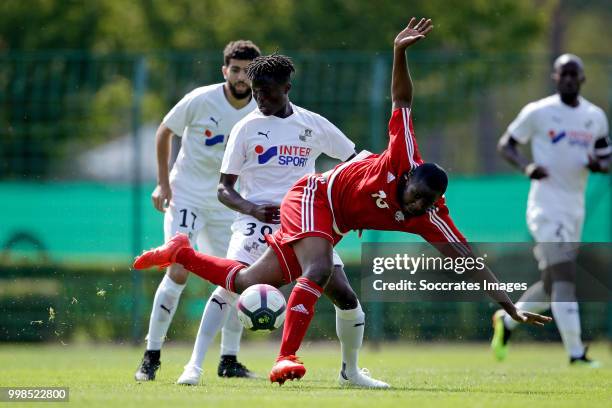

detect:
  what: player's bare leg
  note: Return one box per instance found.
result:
[324,266,389,388]
[231,248,288,291]
[269,237,332,385]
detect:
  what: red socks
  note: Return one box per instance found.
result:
[279,277,323,358]
[175,248,245,292]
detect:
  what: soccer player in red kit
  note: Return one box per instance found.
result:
[134,17,551,386]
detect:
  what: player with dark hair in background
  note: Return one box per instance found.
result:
[134,18,551,385]
[135,40,261,383]
[492,53,610,367]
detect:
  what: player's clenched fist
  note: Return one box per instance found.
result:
[151,184,172,212]
[524,163,549,180]
[249,204,281,224]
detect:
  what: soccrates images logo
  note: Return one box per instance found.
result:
[255,145,311,166]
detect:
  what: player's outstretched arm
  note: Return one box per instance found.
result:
[391,17,433,110]
[217,173,281,224]
[466,264,551,326]
[508,309,552,326]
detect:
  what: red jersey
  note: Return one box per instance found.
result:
[326,107,454,236]
[267,107,468,283]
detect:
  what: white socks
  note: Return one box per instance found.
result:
[503,279,584,358]
[221,305,243,356]
[186,286,239,369]
[146,277,244,364]
[335,303,365,377]
[551,281,584,358]
[504,280,550,331]
[146,274,185,350]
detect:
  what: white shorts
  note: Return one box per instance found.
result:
[164,201,235,257]
[226,215,344,267]
[527,210,583,269]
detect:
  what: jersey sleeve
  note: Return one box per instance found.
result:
[593,136,611,159]
[316,116,355,161]
[162,91,195,136]
[592,109,611,159]
[220,122,247,175]
[507,103,537,144]
[405,205,472,258]
[384,107,421,172]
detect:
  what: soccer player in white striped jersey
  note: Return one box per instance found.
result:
[493,54,610,367]
[135,40,261,382]
[176,53,389,388]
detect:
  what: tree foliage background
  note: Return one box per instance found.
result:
[0,0,610,177]
[1,0,548,52]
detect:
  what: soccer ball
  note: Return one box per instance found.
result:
[236,284,286,331]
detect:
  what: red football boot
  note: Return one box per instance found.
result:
[133,233,191,270]
[269,355,306,385]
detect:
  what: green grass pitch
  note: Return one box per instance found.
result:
[0,342,610,407]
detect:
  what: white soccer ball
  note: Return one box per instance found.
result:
[236,284,286,331]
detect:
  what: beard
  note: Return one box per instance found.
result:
[228,81,251,100]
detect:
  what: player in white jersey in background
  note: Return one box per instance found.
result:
[177,54,389,388]
[135,41,261,382]
[492,54,610,366]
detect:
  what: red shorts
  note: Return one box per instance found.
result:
[265,174,340,283]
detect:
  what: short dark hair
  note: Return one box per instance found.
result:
[223,40,261,66]
[553,53,584,73]
[245,54,295,84]
[411,163,448,194]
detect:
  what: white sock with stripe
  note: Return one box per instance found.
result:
[335,303,365,377]
[186,286,236,368]
[146,274,185,350]
[220,305,243,356]
[551,281,584,358]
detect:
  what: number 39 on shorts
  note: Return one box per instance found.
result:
[243,222,273,244]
